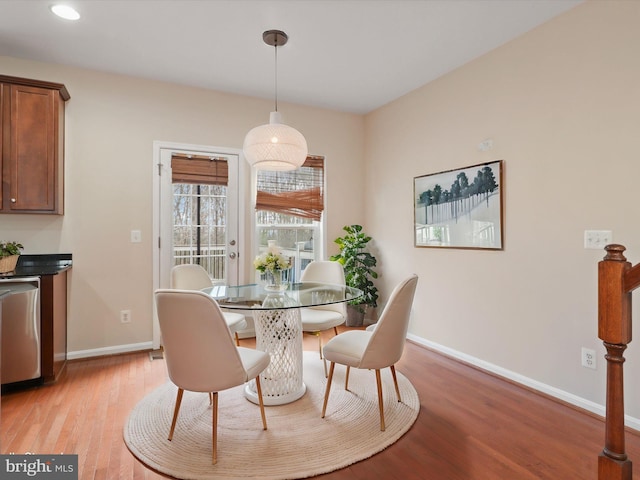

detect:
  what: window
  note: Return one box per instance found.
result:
[255,156,324,282]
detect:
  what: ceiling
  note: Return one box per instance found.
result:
[0,0,582,114]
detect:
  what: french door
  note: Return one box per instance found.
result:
[152,141,243,348]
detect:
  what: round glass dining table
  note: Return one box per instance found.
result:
[202,282,362,405]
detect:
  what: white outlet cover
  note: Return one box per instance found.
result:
[477,139,493,151]
[581,347,596,370]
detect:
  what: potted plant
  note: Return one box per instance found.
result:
[330,225,379,326]
[0,241,24,273]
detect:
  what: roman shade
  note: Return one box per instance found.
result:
[171,153,228,186]
[255,156,324,221]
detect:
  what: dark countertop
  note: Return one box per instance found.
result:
[0,254,72,279]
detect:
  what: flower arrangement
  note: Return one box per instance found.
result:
[253,244,291,274]
[0,241,24,258]
[254,243,292,292]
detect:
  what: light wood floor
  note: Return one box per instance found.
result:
[2,328,640,479]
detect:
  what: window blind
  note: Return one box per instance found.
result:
[255,156,324,221]
[171,153,228,186]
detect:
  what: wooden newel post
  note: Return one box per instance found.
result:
[598,244,632,480]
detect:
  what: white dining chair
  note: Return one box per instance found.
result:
[170,264,246,345]
[321,274,418,431]
[154,289,270,464]
[299,261,346,375]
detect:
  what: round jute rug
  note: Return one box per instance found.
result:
[124,351,419,480]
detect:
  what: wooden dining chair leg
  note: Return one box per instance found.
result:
[316,333,330,377]
[375,369,386,431]
[345,365,351,391]
[209,392,213,405]
[321,361,336,418]
[390,365,402,402]
[333,326,339,336]
[234,332,241,346]
[168,388,184,441]
[304,331,323,358]
[255,375,268,430]
[211,392,218,465]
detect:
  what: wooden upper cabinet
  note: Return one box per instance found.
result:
[0,75,69,214]
[0,83,4,212]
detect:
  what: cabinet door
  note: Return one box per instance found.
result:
[0,83,4,212]
[9,84,59,212]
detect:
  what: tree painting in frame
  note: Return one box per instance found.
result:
[414,160,503,250]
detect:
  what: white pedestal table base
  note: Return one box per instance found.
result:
[245,305,305,406]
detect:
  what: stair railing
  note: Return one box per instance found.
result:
[598,244,640,480]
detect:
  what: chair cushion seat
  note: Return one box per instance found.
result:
[300,308,344,332]
[237,346,270,381]
[322,330,372,368]
[223,312,247,332]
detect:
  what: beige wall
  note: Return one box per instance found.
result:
[0,56,365,354]
[365,1,640,418]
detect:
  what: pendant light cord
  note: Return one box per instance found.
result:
[274,43,278,112]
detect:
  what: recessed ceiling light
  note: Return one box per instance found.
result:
[50,4,80,21]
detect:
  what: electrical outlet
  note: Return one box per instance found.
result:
[478,139,493,151]
[584,230,612,249]
[581,347,596,369]
[120,309,131,323]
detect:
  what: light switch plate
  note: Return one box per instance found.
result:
[130,230,142,243]
[584,230,612,249]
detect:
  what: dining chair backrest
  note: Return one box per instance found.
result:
[300,261,346,315]
[154,289,247,392]
[170,264,213,290]
[359,275,418,370]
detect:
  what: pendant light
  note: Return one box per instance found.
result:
[243,30,308,171]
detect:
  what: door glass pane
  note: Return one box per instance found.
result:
[173,183,228,282]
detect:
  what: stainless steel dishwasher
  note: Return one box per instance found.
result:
[0,277,41,385]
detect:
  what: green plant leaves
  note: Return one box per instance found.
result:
[330,225,378,309]
[0,241,24,258]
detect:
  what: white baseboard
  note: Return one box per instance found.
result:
[67,341,154,361]
[407,333,640,432]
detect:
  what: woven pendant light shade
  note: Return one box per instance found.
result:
[243,112,307,171]
[243,30,308,171]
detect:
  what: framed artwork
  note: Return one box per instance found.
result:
[414,160,503,250]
